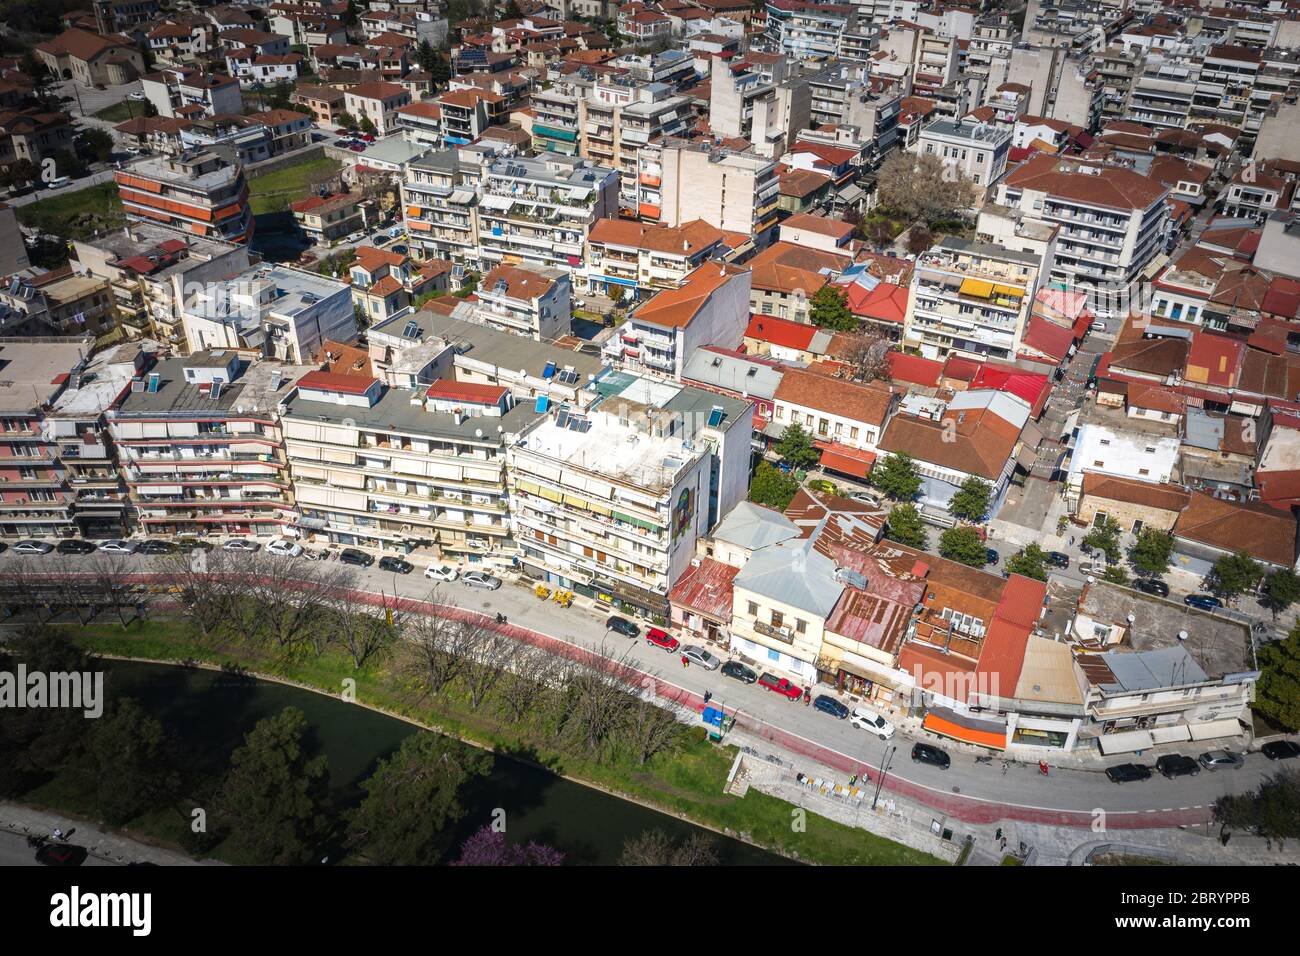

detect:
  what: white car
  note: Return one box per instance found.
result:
[850,706,895,739]
[12,540,54,555]
[425,564,459,582]
[223,538,260,552]
[129,91,146,101]
[681,645,721,670]
[266,538,303,557]
[97,539,138,554]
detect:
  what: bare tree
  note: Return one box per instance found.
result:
[494,647,555,723]
[403,605,489,698]
[326,595,398,670]
[835,331,893,383]
[79,555,137,628]
[876,151,978,225]
[243,554,353,656]
[153,550,232,637]
[564,642,640,762]
[621,690,688,766]
[619,829,720,866]
[459,626,522,710]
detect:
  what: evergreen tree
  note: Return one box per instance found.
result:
[808,284,856,332]
[948,477,992,523]
[871,452,921,501]
[884,503,927,549]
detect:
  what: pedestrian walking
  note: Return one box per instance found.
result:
[703,690,712,704]
[52,828,63,842]
[681,655,688,668]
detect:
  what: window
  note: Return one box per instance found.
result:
[747,601,758,617]
[767,648,780,661]
[795,619,807,634]
[850,426,859,440]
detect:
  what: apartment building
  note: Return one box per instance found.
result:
[0,271,118,339]
[344,80,413,136]
[603,262,751,378]
[914,117,1012,190]
[904,237,1045,362]
[0,108,75,172]
[476,152,620,271]
[34,27,144,87]
[1125,60,1197,131]
[401,147,484,264]
[470,264,571,341]
[804,67,901,167]
[579,218,727,302]
[141,68,243,120]
[290,191,366,244]
[530,84,582,157]
[107,351,309,538]
[996,155,1169,292]
[658,141,781,247]
[709,56,811,160]
[1190,45,1259,133]
[764,0,857,61]
[281,370,535,559]
[115,151,254,244]
[579,77,693,209]
[0,338,95,540]
[72,223,252,348]
[291,84,347,125]
[181,263,355,364]
[508,372,752,616]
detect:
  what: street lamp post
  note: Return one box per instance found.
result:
[872,743,896,811]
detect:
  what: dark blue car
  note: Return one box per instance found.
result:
[813,695,849,719]
[1184,594,1222,611]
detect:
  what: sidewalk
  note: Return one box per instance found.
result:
[0,802,216,866]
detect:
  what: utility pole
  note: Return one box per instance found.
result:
[872,744,896,811]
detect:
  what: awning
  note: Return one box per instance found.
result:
[922,709,1007,750]
[959,278,994,298]
[1189,718,1244,741]
[819,446,876,479]
[1097,729,1154,755]
[1150,724,1192,745]
[992,284,1022,298]
[449,188,475,204]
[479,194,514,211]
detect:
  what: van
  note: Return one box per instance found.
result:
[46,176,70,190]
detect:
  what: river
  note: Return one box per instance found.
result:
[104,660,791,865]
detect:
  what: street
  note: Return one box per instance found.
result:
[0,547,1286,830]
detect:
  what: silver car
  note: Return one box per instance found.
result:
[1197,750,1244,771]
[12,540,54,555]
[223,539,260,552]
[681,645,721,670]
[97,538,138,554]
[461,570,501,590]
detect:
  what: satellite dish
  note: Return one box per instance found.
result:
[475,428,483,438]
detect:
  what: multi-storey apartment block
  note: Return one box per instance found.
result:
[281,370,537,559]
[471,264,571,341]
[915,117,1013,190]
[508,372,752,616]
[658,141,781,247]
[401,147,484,264]
[107,350,309,538]
[903,238,1045,362]
[72,224,252,348]
[115,151,253,244]
[579,218,728,302]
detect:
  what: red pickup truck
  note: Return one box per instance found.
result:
[758,673,802,700]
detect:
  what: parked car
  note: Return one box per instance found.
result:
[605,615,639,638]
[378,556,414,574]
[344,232,365,243]
[265,538,303,558]
[850,706,895,739]
[348,144,366,152]
[137,539,174,555]
[97,539,137,554]
[13,540,54,555]
[721,661,757,684]
[813,695,849,719]
[911,743,950,769]
[807,479,837,495]
[1184,593,1222,610]
[757,673,802,700]
[46,176,70,190]
[1047,551,1070,569]
[461,570,501,590]
[1155,754,1201,778]
[391,244,408,256]
[56,539,97,555]
[425,564,459,582]
[1132,578,1170,598]
[339,548,374,567]
[1105,763,1152,784]
[1079,561,1099,576]
[985,548,999,566]
[174,538,212,552]
[359,133,375,142]
[681,645,721,669]
[129,91,146,101]
[645,627,679,653]
[1261,740,1300,760]
[1089,320,1107,333]
[223,539,260,552]
[1198,750,1244,771]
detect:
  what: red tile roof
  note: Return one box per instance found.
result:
[425,380,508,405]
[297,370,376,395]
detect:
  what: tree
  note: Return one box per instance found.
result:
[622,695,687,766]
[218,707,331,865]
[83,698,178,826]
[78,128,114,164]
[835,331,891,382]
[452,825,565,865]
[875,150,978,226]
[338,111,358,131]
[1256,624,1300,732]
[1263,568,1300,619]
[1006,544,1049,582]
[349,732,490,865]
[885,503,927,549]
[415,39,439,74]
[1208,551,1264,603]
[1215,771,1300,847]
[775,421,819,470]
[871,452,921,501]
[948,477,993,524]
[905,225,934,255]
[807,283,856,332]
[430,50,452,89]
[939,526,986,567]
[359,116,377,136]
[749,461,801,510]
[619,829,719,866]
[0,158,39,190]
[342,0,360,25]
[1083,515,1123,564]
[1130,528,1174,578]
[1101,565,1129,586]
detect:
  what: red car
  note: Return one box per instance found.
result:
[360,133,376,142]
[758,672,802,700]
[645,627,679,653]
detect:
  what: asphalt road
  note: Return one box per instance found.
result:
[0,831,111,868]
[1,547,1289,828]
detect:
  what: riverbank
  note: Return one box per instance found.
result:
[61,618,941,866]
